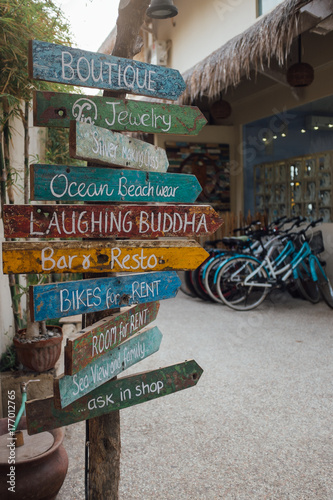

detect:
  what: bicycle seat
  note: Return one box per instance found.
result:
[222,236,250,248]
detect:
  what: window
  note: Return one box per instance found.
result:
[258,0,283,16]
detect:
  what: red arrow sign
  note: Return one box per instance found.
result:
[3,204,222,239]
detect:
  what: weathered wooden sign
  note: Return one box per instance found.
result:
[64,302,160,375]
[30,272,179,322]
[29,40,186,100]
[26,360,203,435]
[4,204,222,239]
[3,240,209,275]
[69,121,169,171]
[33,91,207,135]
[55,326,163,408]
[30,164,202,204]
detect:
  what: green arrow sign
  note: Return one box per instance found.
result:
[26,360,203,434]
[33,91,207,135]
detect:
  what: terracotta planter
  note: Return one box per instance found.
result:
[0,417,68,500]
[14,327,63,372]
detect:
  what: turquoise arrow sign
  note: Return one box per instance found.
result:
[54,326,163,408]
[29,40,186,100]
[26,360,203,434]
[30,271,181,322]
[30,164,202,203]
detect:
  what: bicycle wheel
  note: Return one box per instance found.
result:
[295,260,321,304]
[216,257,270,311]
[203,256,229,303]
[312,259,333,308]
[191,265,213,302]
[182,271,198,298]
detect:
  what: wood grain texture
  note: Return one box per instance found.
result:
[33,91,207,135]
[29,40,186,100]
[54,326,163,408]
[3,240,209,275]
[30,164,202,203]
[30,271,179,322]
[69,121,169,171]
[63,302,160,375]
[26,360,203,435]
[4,204,223,239]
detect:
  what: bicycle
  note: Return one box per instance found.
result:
[215,220,333,311]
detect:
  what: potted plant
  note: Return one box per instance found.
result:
[13,275,63,373]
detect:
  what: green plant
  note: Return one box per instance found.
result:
[0,344,17,371]
[0,0,77,338]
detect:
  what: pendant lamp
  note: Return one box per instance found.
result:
[287,35,314,87]
[146,0,178,19]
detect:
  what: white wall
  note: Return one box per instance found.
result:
[0,105,46,355]
[156,0,257,73]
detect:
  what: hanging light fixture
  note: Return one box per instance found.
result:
[287,35,314,87]
[146,0,178,19]
[209,98,232,123]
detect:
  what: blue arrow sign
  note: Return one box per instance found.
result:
[31,271,181,322]
[54,326,163,408]
[29,40,186,100]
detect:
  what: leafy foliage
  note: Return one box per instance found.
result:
[0,0,74,101]
[0,344,17,371]
[46,127,86,166]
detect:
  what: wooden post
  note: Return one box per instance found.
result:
[87,2,150,498]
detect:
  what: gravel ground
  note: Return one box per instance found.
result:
[57,290,333,500]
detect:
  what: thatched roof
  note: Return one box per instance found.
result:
[180,0,312,104]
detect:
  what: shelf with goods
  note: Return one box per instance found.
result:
[254,151,333,222]
[254,161,289,220]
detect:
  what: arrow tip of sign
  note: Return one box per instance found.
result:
[189,360,204,383]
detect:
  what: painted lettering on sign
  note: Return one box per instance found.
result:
[26,360,203,434]
[33,92,207,136]
[31,273,179,323]
[70,121,169,172]
[29,40,186,100]
[3,240,209,275]
[55,327,163,408]
[4,204,222,239]
[63,303,160,375]
[30,165,202,204]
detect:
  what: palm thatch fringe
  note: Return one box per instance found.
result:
[180,0,311,104]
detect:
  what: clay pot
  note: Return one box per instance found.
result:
[14,327,63,372]
[0,417,68,500]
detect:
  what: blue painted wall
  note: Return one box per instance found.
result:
[243,95,333,214]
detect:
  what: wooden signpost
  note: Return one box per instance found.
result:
[2,240,209,275]
[30,272,180,322]
[25,360,203,435]
[33,91,207,135]
[69,121,169,171]
[63,302,160,375]
[6,26,220,499]
[3,203,222,239]
[54,326,163,408]
[30,164,203,203]
[29,40,186,100]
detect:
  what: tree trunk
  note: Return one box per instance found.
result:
[87,2,150,499]
[23,101,30,204]
[2,97,15,204]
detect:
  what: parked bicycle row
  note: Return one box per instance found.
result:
[181,216,333,311]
